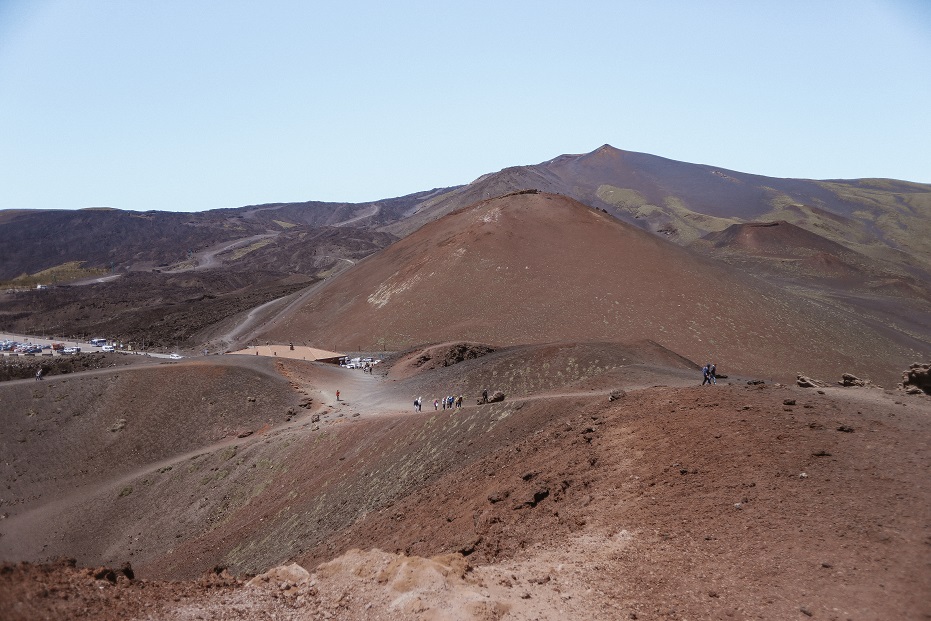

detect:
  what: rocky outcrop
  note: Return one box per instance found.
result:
[840,373,867,387]
[902,362,931,395]
[488,391,506,403]
[796,374,826,388]
[246,562,311,590]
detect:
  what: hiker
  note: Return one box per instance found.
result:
[709,363,717,385]
[701,364,712,386]
[35,368,43,381]
[434,398,439,410]
[441,396,446,410]
[481,388,488,403]
[336,390,340,401]
[456,395,463,409]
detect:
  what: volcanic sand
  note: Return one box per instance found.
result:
[1,346,929,620]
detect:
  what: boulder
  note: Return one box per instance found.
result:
[901,362,931,395]
[797,374,826,388]
[488,391,505,403]
[608,390,626,402]
[247,563,311,588]
[840,373,866,387]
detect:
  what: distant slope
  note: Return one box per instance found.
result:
[258,191,922,386]
[4,145,928,283]
[383,145,931,277]
[695,220,892,280]
[0,191,425,280]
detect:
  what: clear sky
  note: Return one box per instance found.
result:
[1,1,929,213]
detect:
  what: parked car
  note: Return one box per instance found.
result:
[168,353,183,360]
[102,345,115,352]
[61,347,81,354]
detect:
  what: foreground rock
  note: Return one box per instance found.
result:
[840,373,869,387]
[902,362,931,395]
[796,373,827,388]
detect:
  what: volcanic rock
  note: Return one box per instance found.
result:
[902,362,931,395]
[797,374,827,388]
[840,373,867,387]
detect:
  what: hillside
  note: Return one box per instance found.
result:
[382,145,931,278]
[3,145,928,363]
[1,349,928,620]
[257,191,922,387]
[2,145,930,619]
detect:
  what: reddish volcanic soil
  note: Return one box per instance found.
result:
[1,347,929,620]
[258,192,923,388]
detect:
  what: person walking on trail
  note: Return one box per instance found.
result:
[433,398,439,410]
[701,364,712,386]
[35,368,43,381]
[709,363,717,385]
[481,388,488,404]
[336,390,341,401]
[414,396,422,412]
[455,395,463,409]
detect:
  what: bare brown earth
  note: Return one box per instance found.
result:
[1,346,929,620]
[259,191,924,387]
[0,271,312,351]
[0,352,152,382]
[2,148,930,619]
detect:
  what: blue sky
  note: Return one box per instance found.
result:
[1,1,929,212]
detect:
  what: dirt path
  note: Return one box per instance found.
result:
[214,294,299,348]
[225,259,357,348]
[333,203,380,227]
[166,233,279,272]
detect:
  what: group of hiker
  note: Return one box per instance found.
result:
[701,363,717,385]
[415,395,463,411]
[414,388,497,412]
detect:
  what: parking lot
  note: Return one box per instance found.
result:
[0,333,177,360]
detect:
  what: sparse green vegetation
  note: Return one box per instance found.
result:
[227,238,273,261]
[1,261,107,287]
[596,185,646,209]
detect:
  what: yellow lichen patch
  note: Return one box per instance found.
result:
[596,185,647,210]
[2,261,107,287]
[273,220,297,229]
[227,238,274,261]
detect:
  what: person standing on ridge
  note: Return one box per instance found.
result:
[336,390,340,401]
